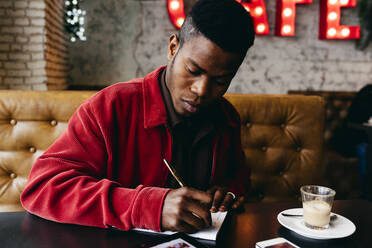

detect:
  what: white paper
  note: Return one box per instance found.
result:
[133,211,227,241]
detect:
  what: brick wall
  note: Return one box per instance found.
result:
[45,0,68,90]
[0,0,68,90]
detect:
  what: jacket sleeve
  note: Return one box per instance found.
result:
[20,95,170,232]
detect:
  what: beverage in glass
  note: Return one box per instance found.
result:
[300,185,336,229]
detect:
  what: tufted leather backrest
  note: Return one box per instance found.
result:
[225,94,325,202]
[0,91,96,212]
[288,91,355,145]
[287,91,359,200]
[0,91,324,211]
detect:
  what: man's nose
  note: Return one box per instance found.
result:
[190,77,209,98]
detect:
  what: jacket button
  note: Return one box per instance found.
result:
[280,123,286,129]
[9,173,16,179]
[29,147,36,153]
[246,122,252,128]
[10,119,17,125]
[296,147,302,152]
[261,146,267,152]
[50,120,57,126]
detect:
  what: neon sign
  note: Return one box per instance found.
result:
[237,0,270,35]
[167,0,185,29]
[319,0,360,39]
[275,0,312,37]
[166,0,360,40]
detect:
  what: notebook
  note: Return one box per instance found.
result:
[132,211,228,241]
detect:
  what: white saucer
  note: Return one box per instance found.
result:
[277,208,356,240]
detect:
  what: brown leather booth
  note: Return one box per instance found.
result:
[225,94,325,202]
[0,91,325,212]
[0,91,96,212]
[288,90,360,199]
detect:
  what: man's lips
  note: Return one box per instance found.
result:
[182,100,200,113]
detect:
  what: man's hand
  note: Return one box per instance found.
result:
[161,187,213,233]
[207,186,245,213]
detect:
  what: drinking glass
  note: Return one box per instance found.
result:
[300,185,336,229]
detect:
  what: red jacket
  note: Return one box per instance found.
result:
[20,66,250,232]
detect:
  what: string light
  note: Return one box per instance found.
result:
[328,0,338,5]
[328,12,337,21]
[170,1,180,10]
[341,27,350,37]
[256,24,266,33]
[282,25,292,34]
[176,18,184,28]
[64,0,86,42]
[283,8,293,17]
[327,28,337,37]
[254,7,263,16]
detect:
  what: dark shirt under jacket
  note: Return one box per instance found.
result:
[159,68,228,190]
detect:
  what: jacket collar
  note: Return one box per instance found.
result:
[143,66,168,128]
[142,65,238,129]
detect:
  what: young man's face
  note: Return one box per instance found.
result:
[166,34,243,117]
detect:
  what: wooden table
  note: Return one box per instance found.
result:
[0,200,371,248]
[218,200,372,248]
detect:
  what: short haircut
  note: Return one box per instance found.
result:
[178,0,255,56]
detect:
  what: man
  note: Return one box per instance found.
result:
[21,0,255,233]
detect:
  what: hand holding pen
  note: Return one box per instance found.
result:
[161,159,244,232]
[161,159,212,232]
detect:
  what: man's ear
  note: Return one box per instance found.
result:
[167,34,180,61]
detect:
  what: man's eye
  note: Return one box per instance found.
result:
[187,68,201,76]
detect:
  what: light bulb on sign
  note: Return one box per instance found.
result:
[328,12,337,21]
[341,28,350,37]
[254,7,263,16]
[327,28,337,37]
[170,1,180,10]
[282,25,292,34]
[340,0,348,5]
[283,8,293,17]
[256,24,266,33]
[244,6,250,12]
[176,18,184,28]
[328,0,338,5]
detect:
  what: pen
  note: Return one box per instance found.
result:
[163,159,185,187]
[163,159,210,226]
